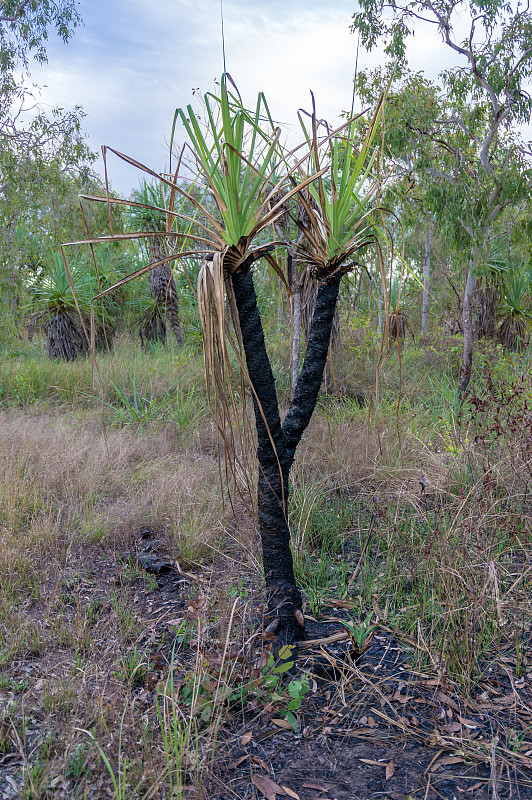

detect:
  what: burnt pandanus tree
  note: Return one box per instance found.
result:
[182,80,384,642]
[68,75,384,644]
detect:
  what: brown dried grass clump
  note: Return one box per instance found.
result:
[0,409,226,566]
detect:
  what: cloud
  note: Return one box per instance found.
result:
[26,0,479,197]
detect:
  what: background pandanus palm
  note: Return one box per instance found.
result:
[497,268,531,352]
[128,181,184,346]
[32,251,123,360]
[32,254,90,361]
[387,275,411,343]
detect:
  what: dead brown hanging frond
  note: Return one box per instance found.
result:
[196,251,256,510]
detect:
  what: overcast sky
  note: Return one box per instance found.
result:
[27,0,466,197]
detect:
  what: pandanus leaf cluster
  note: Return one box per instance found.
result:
[174,75,284,249]
[293,95,384,276]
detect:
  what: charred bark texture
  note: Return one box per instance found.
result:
[231,267,342,643]
[231,268,302,642]
[283,273,342,464]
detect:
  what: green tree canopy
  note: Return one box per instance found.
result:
[0,0,80,80]
[352,0,532,392]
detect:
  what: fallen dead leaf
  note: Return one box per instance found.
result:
[393,684,409,704]
[251,757,271,771]
[360,758,387,767]
[435,692,460,713]
[241,731,253,745]
[166,618,185,627]
[271,718,293,730]
[227,755,249,770]
[457,715,478,728]
[442,721,462,733]
[301,782,327,791]
[281,787,301,800]
[494,693,517,706]
[251,774,286,799]
[430,756,465,771]
[386,759,395,780]
[463,781,484,792]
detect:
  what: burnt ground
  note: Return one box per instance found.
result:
[0,529,531,800]
[216,625,532,800]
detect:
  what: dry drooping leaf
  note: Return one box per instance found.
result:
[251,774,286,799]
[386,759,395,780]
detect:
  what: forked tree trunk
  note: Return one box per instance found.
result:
[231,265,342,643]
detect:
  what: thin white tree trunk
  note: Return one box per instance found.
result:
[422,216,431,335]
[378,293,383,333]
[458,262,478,396]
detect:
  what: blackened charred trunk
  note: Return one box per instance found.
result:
[231,267,342,643]
[231,269,303,642]
[283,273,342,465]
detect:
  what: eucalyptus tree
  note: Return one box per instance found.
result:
[0,0,80,77]
[352,0,532,393]
[0,1,97,312]
[1,0,84,200]
[352,71,442,336]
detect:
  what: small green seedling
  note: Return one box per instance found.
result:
[172,643,309,732]
[340,612,376,654]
